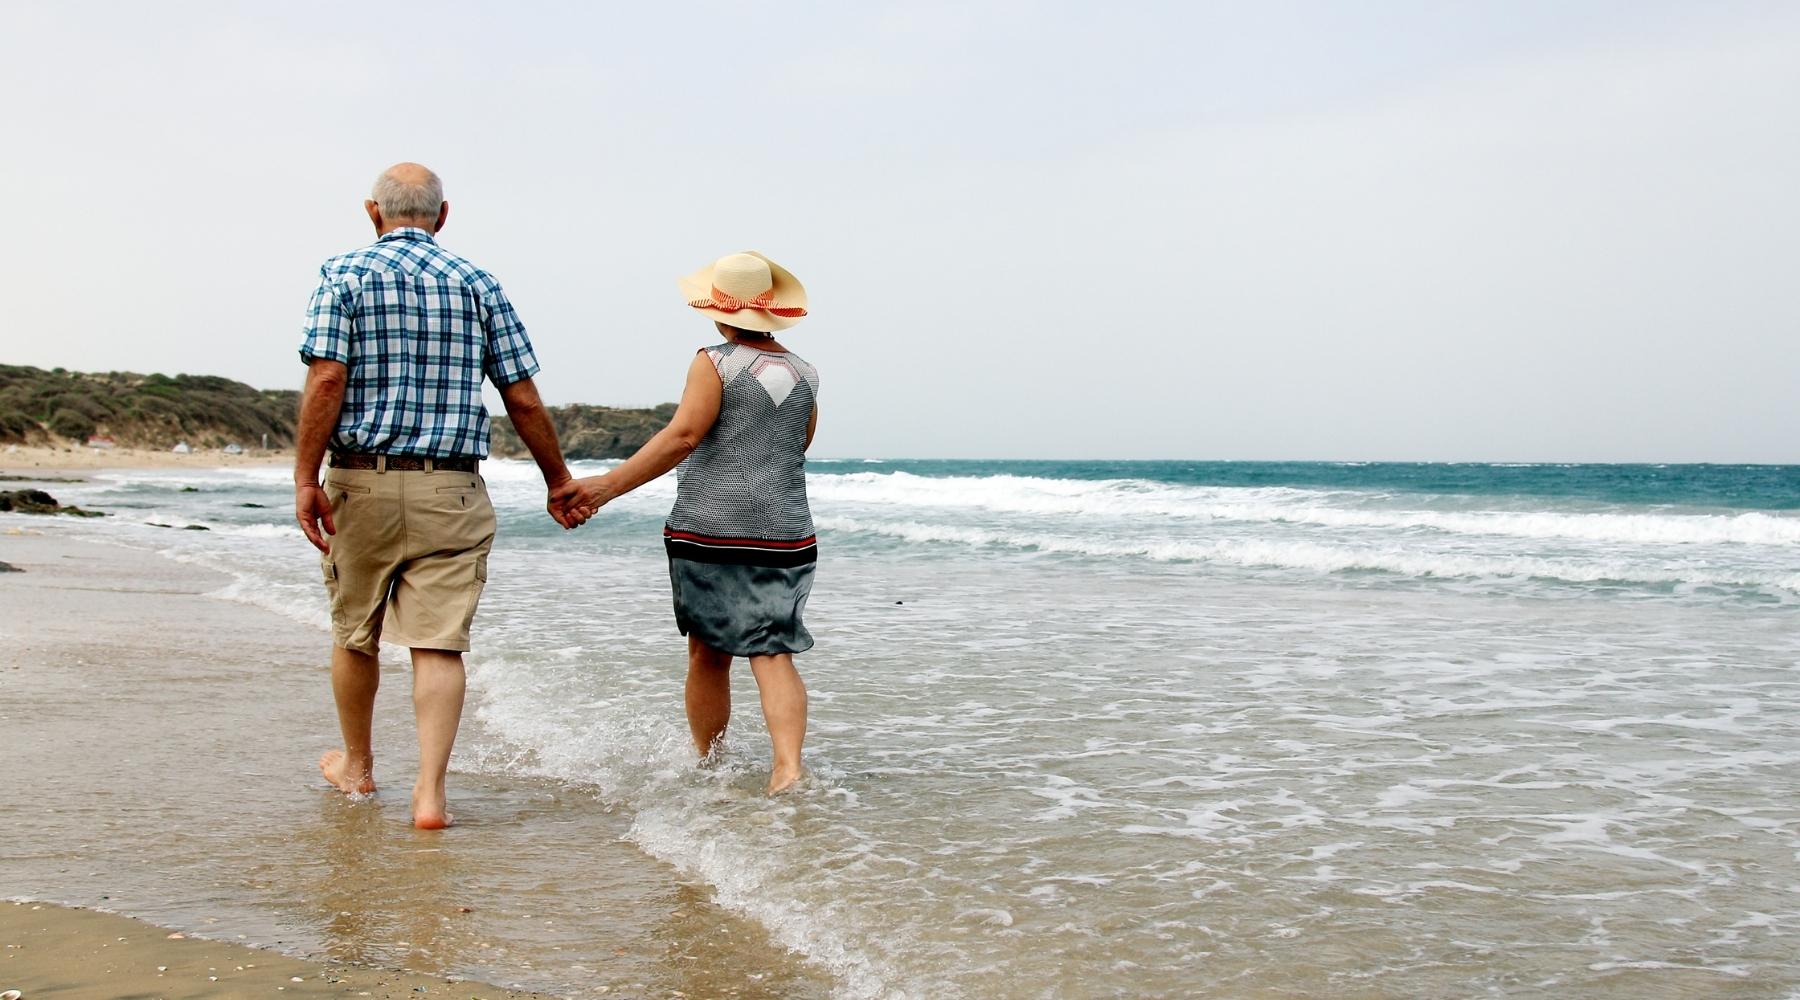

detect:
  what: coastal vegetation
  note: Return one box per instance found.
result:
[0,364,297,449]
[0,364,670,460]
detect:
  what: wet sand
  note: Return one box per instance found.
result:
[0,532,833,998]
[1,900,553,998]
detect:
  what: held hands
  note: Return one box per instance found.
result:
[546,476,607,529]
[295,483,336,553]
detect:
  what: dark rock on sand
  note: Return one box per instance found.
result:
[0,560,22,573]
[0,489,105,517]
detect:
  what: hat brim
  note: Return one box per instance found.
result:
[686,304,805,332]
[678,250,809,334]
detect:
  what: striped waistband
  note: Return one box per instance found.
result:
[664,527,818,567]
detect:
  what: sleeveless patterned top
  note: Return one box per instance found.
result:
[664,342,821,567]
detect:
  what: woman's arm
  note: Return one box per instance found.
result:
[573,352,722,513]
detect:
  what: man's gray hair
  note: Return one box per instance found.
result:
[371,164,444,221]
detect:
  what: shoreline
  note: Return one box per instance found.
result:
[0,533,554,999]
[0,530,834,999]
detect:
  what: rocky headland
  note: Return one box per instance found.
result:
[1,364,671,462]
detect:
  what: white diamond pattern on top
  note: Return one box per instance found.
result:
[752,356,799,407]
[666,343,820,544]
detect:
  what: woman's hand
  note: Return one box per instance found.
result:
[546,477,591,529]
[570,476,611,522]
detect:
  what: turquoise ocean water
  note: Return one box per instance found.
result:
[12,458,1800,997]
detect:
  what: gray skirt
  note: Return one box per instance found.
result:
[669,556,815,657]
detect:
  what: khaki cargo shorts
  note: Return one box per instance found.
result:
[321,466,496,654]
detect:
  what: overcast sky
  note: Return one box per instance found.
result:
[1,2,1795,461]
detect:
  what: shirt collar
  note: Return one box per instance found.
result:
[379,227,437,244]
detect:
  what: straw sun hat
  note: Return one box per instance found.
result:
[679,251,808,332]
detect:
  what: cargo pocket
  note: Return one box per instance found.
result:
[322,558,343,625]
[460,553,490,639]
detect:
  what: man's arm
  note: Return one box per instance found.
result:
[496,377,579,528]
[294,358,348,552]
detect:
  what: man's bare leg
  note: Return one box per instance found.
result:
[410,648,466,830]
[320,645,379,795]
[686,637,733,758]
[747,653,807,795]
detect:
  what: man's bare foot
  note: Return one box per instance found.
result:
[412,783,455,830]
[766,762,805,796]
[318,750,375,795]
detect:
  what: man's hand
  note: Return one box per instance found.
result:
[547,478,589,529]
[295,483,336,552]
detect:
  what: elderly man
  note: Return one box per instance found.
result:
[293,162,580,829]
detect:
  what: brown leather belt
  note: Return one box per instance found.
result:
[328,453,478,473]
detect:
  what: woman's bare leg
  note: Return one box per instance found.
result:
[747,653,807,794]
[686,637,734,757]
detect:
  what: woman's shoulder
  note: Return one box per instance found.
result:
[698,342,819,391]
[786,351,820,384]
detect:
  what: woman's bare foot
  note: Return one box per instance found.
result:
[766,762,805,796]
[318,750,375,795]
[411,782,455,830]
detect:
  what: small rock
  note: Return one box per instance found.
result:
[239,502,267,508]
[0,489,104,517]
[166,932,185,939]
[180,487,200,493]
[0,561,22,573]
[182,524,210,531]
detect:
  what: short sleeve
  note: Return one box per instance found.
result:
[481,280,540,386]
[298,267,354,365]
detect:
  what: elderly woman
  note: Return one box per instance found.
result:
[570,252,819,794]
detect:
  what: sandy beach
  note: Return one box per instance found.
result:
[0,528,831,999]
[1,445,291,471]
[1,900,554,998]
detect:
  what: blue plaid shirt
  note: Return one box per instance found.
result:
[298,228,539,458]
